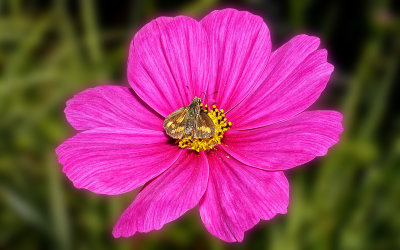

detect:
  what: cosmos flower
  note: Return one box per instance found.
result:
[56,8,343,242]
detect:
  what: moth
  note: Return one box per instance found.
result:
[163,97,215,139]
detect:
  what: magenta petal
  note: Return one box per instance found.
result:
[201,8,271,110]
[229,35,333,129]
[56,128,181,195]
[65,85,163,131]
[128,16,211,117]
[113,150,209,237]
[199,149,288,242]
[223,111,343,171]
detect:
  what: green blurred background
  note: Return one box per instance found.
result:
[1,0,399,249]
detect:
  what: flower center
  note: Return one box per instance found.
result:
[177,104,231,152]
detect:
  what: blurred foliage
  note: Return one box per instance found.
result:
[1,0,399,249]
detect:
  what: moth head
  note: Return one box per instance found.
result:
[192,97,201,105]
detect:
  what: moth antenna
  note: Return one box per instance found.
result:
[186,85,192,99]
[210,90,218,97]
[200,91,206,100]
[204,90,218,101]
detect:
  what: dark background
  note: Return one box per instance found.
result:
[1,0,399,249]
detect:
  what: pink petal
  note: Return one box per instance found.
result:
[199,148,288,242]
[229,35,333,129]
[56,128,181,195]
[201,8,271,110]
[128,16,211,117]
[65,85,163,131]
[113,150,209,237]
[223,111,343,171]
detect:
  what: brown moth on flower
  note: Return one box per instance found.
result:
[163,97,215,139]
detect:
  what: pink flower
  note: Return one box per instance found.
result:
[56,8,343,242]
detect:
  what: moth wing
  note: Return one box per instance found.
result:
[163,107,188,139]
[194,111,215,139]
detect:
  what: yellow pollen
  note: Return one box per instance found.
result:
[177,104,232,152]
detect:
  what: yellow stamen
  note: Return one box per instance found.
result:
[177,104,232,152]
